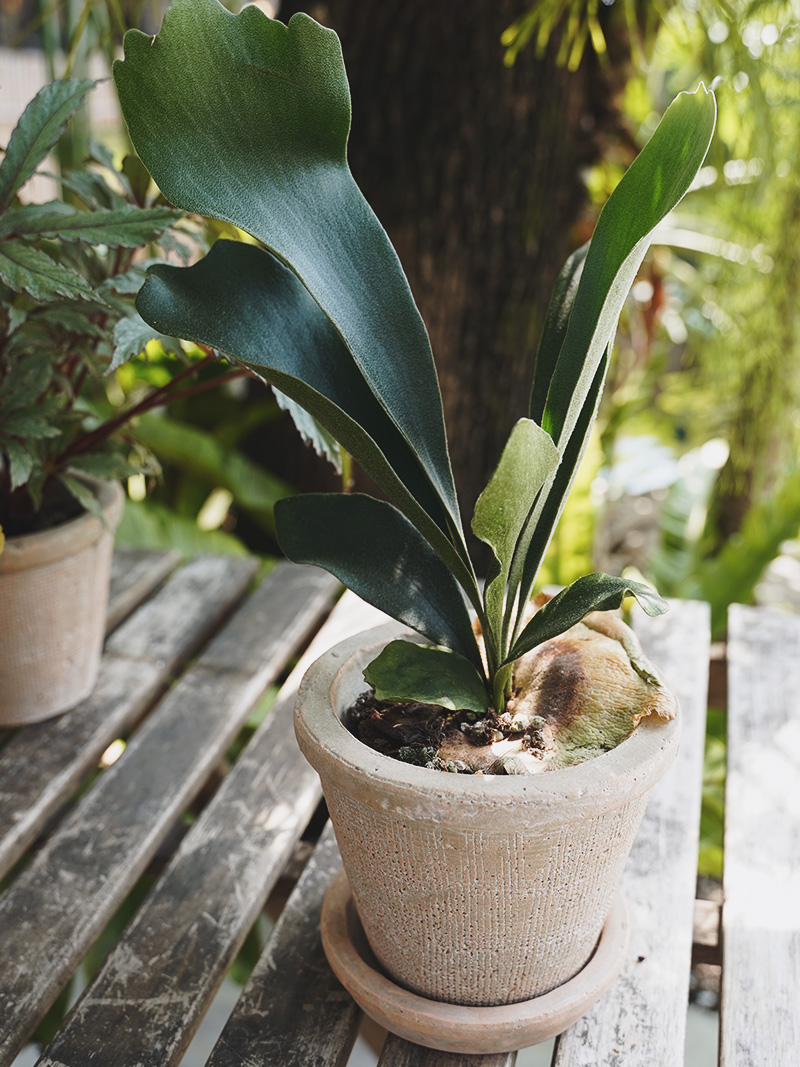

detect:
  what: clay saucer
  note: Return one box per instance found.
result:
[320,869,629,1055]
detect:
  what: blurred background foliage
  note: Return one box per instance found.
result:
[3,0,800,882]
[531,1,800,647]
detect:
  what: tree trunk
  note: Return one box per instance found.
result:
[276,0,623,564]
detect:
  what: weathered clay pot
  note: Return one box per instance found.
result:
[0,477,124,726]
[295,623,679,1014]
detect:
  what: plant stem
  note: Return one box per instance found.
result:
[492,662,514,715]
[58,354,218,463]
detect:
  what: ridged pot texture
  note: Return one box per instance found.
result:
[0,477,124,726]
[295,623,679,1007]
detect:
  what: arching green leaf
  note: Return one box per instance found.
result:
[136,241,478,602]
[275,493,481,670]
[507,573,667,664]
[529,243,588,424]
[540,86,716,446]
[510,85,716,617]
[114,0,460,532]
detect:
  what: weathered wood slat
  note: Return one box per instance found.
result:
[205,823,361,1067]
[0,562,332,1065]
[378,1038,517,1067]
[106,547,181,632]
[720,604,800,1065]
[188,596,393,1067]
[0,555,256,881]
[34,567,354,1067]
[553,600,711,1067]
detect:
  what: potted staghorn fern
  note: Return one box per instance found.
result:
[113,0,716,1051]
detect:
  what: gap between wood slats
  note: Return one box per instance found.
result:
[0,561,334,1065]
[552,600,711,1067]
[206,823,362,1067]
[34,566,342,1067]
[0,554,258,881]
[720,604,800,1066]
[36,588,386,1067]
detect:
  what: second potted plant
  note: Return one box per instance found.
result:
[113,0,715,1049]
[1,77,213,725]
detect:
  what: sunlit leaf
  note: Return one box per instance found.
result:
[472,418,559,635]
[507,573,667,664]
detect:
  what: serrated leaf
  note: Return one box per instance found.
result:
[67,453,132,480]
[0,202,179,246]
[364,640,488,714]
[34,305,109,339]
[58,474,103,518]
[6,306,27,335]
[0,350,52,407]
[0,200,73,238]
[506,573,668,664]
[0,412,61,439]
[101,268,148,295]
[88,139,117,172]
[3,439,34,489]
[114,0,461,537]
[472,418,559,635]
[51,167,119,209]
[0,242,95,301]
[110,310,180,371]
[272,388,342,474]
[0,78,95,212]
[276,493,481,669]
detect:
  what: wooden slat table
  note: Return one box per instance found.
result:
[0,550,795,1066]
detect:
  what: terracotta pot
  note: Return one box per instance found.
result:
[0,477,124,726]
[295,623,679,1012]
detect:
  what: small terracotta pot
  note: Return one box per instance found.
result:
[0,477,124,726]
[295,623,679,1011]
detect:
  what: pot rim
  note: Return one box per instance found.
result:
[295,622,680,828]
[0,475,125,574]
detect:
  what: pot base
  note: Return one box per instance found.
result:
[321,868,629,1054]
